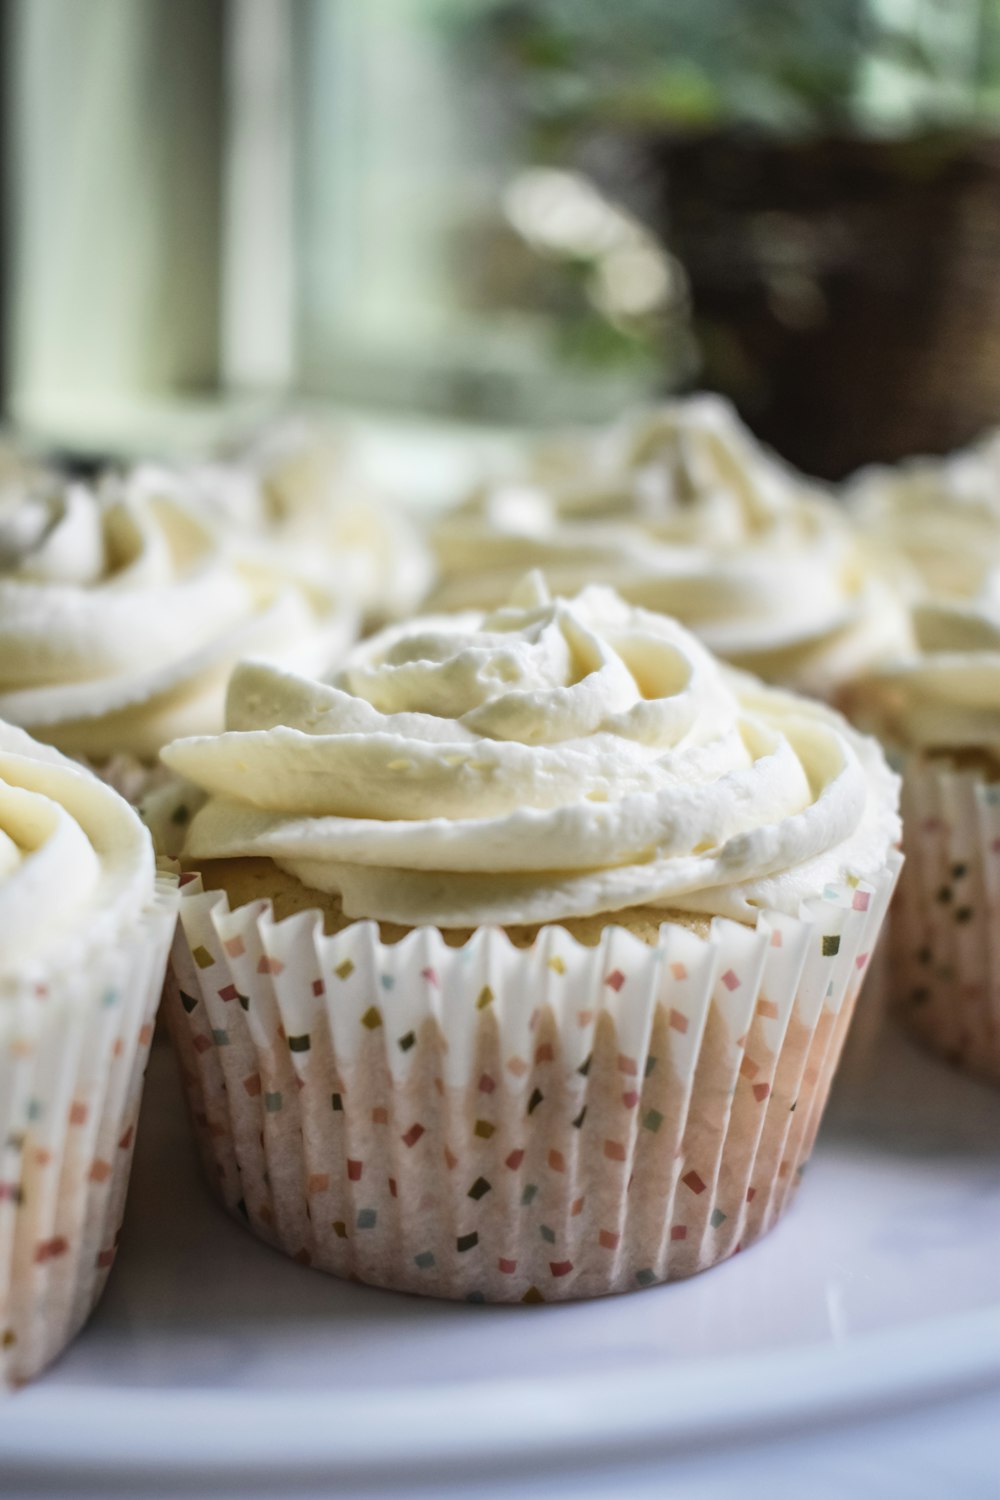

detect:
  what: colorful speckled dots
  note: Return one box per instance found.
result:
[165,858,899,1302]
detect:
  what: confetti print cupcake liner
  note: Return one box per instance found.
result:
[892,759,1000,1083]
[0,866,179,1386]
[165,858,900,1303]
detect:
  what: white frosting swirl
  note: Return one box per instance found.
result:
[192,418,433,622]
[0,721,155,974]
[0,468,356,761]
[162,575,899,929]
[851,573,1000,756]
[846,431,1000,601]
[431,395,907,696]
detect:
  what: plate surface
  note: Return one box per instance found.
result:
[3,1017,999,1485]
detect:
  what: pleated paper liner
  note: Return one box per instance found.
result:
[165,856,900,1303]
[892,758,1000,1084]
[0,866,179,1387]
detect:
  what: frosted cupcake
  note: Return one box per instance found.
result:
[0,465,355,798]
[0,723,177,1384]
[160,574,900,1302]
[845,430,1000,602]
[192,417,433,627]
[848,578,1000,1082]
[430,395,908,699]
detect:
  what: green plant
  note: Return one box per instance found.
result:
[438,0,1000,140]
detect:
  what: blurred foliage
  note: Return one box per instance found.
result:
[434,0,1000,142]
[426,1,1000,424]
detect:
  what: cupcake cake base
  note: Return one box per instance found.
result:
[165,858,899,1303]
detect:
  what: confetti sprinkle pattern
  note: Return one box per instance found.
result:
[166,858,899,1303]
[0,869,178,1387]
[893,761,1000,1083]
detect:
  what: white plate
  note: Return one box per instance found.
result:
[3,1020,999,1488]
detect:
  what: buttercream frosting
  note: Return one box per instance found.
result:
[163,574,900,930]
[431,395,907,696]
[849,573,1000,756]
[846,431,1000,601]
[0,721,155,974]
[0,468,356,761]
[195,418,433,622]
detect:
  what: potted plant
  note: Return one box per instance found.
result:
[448,0,1000,476]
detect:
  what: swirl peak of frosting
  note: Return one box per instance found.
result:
[0,722,155,974]
[163,574,899,930]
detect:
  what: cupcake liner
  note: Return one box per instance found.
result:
[892,759,1000,1083]
[0,865,179,1386]
[165,857,900,1303]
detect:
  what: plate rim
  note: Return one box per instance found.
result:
[4,1303,999,1479]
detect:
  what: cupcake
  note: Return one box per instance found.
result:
[0,723,177,1385]
[847,578,1000,1082]
[845,429,1000,602]
[193,416,434,628]
[0,464,356,798]
[430,394,909,699]
[159,573,900,1302]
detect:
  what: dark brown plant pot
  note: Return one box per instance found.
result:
[590,129,1000,479]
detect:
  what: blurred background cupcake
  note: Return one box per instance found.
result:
[848,579,1000,1083]
[0,463,356,799]
[194,416,434,629]
[845,430,1000,605]
[430,394,909,698]
[159,575,900,1302]
[0,722,177,1385]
